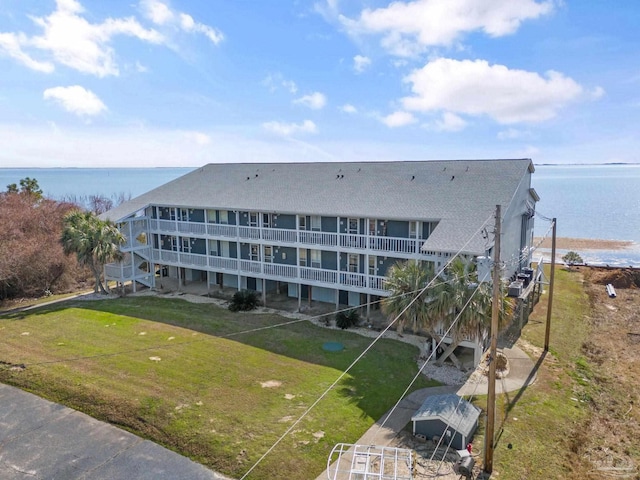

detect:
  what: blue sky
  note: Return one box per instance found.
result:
[0,0,637,167]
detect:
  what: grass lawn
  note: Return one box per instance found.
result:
[0,297,435,479]
[486,267,593,478]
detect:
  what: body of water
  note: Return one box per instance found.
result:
[0,168,194,201]
[2,164,639,266]
[533,164,640,266]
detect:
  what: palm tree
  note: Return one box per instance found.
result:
[430,258,513,369]
[61,211,125,294]
[382,260,434,335]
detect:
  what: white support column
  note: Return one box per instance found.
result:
[298,284,302,311]
[207,270,211,295]
[474,343,482,367]
[335,289,339,310]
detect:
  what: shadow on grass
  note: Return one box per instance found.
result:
[2,296,435,422]
[497,349,547,447]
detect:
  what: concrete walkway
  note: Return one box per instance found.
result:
[317,345,537,480]
[0,384,231,480]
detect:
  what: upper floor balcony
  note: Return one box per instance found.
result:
[148,218,427,256]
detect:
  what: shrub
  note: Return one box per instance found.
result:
[562,251,583,267]
[228,290,260,312]
[335,309,360,329]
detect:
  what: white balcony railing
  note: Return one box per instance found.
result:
[301,267,338,284]
[178,221,206,235]
[179,252,208,267]
[339,234,367,250]
[105,263,128,278]
[207,224,237,237]
[239,226,261,240]
[263,228,297,243]
[340,271,367,288]
[147,219,427,256]
[368,236,419,254]
[239,259,262,273]
[209,256,238,271]
[299,231,338,247]
[264,263,297,278]
[368,275,387,292]
[154,249,179,264]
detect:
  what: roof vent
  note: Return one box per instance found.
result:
[255,174,259,178]
[411,175,415,181]
[451,175,455,181]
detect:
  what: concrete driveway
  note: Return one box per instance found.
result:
[0,384,231,480]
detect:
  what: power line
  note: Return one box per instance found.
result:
[432,378,483,477]
[18,274,468,369]
[238,214,495,479]
[372,276,490,440]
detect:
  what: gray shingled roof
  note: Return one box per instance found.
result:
[411,394,481,437]
[102,159,533,255]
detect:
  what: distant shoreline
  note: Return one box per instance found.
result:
[534,237,635,251]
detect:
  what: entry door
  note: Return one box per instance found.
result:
[369,256,377,276]
[348,218,359,234]
[348,253,359,273]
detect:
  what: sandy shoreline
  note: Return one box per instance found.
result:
[534,237,635,251]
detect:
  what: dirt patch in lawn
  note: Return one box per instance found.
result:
[583,266,640,289]
[568,269,640,478]
[260,380,282,388]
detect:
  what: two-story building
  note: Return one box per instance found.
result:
[101,159,538,319]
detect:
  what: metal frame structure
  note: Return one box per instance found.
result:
[326,443,414,480]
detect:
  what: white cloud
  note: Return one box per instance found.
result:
[179,13,224,44]
[434,111,466,131]
[184,131,211,145]
[341,0,555,57]
[262,120,318,136]
[140,0,174,25]
[294,92,327,110]
[43,85,107,116]
[25,0,164,77]
[135,60,148,73]
[353,54,371,73]
[0,32,55,73]
[262,73,298,94]
[340,104,357,114]
[402,58,586,124]
[515,145,540,157]
[590,86,605,99]
[140,0,224,45]
[497,128,530,140]
[381,111,417,128]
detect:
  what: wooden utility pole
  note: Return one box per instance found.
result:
[544,218,557,352]
[484,205,501,475]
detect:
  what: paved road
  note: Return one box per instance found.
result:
[0,384,231,480]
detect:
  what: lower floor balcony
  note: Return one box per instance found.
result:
[108,248,390,294]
